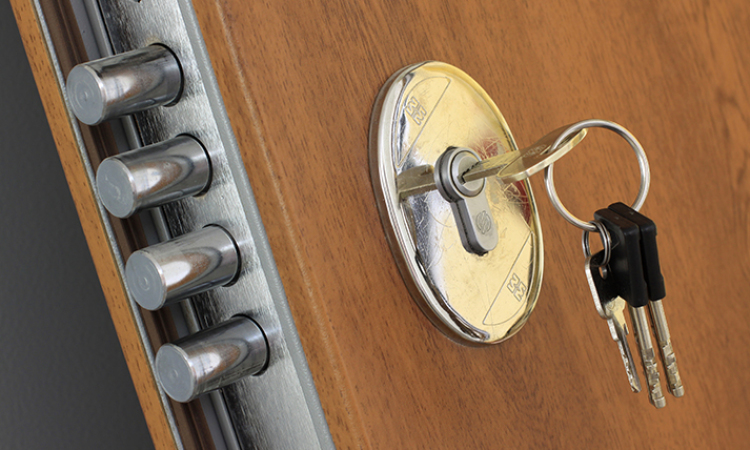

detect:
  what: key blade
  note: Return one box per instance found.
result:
[396,164,436,199]
[462,127,587,183]
[649,300,685,397]
[613,335,643,393]
[607,204,684,398]
[630,305,667,408]
[397,125,586,199]
[587,255,642,393]
[606,299,642,393]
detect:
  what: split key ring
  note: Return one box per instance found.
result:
[543,119,651,233]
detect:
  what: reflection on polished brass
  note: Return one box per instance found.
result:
[370,61,543,344]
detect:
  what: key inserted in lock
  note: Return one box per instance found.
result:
[370,61,552,344]
[370,61,593,344]
[414,127,586,255]
[434,147,498,255]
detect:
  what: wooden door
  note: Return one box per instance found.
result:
[13,0,750,448]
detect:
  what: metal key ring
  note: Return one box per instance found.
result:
[582,220,612,267]
[543,119,651,232]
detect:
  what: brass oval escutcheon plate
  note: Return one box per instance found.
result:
[369,61,543,345]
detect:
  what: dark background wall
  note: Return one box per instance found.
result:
[1,4,154,449]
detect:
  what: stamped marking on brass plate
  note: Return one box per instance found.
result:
[395,77,451,168]
[483,233,532,326]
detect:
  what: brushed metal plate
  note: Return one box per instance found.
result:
[80,0,335,448]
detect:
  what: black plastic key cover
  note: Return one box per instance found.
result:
[608,202,666,300]
[594,208,650,308]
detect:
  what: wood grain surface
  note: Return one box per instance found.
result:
[191,0,750,448]
[13,0,750,448]
[10,1,213,448]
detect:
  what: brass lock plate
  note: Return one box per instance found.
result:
[369,62,543,345]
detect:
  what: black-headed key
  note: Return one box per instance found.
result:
[593,209,649,307]
[608,202,684,398]
[595,207,666,408]
[608,203,665,300]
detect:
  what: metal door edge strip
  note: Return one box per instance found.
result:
[44,0,336,448]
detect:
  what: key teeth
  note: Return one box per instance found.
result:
[629,306,667,408]
[649,300,685,398]
[667,372,685,397]
[642,351,666,408]
[624,357,642,394]
[670,384,686,398]
[651,395,667,409]
[661,343,685,397]
[616,337,642,393]
[614,326,642,393]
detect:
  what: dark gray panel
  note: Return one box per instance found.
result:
[0,3,154,449]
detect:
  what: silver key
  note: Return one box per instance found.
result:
[629,305,667,408]
[585,252,642,393]
[649,300,685,397]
